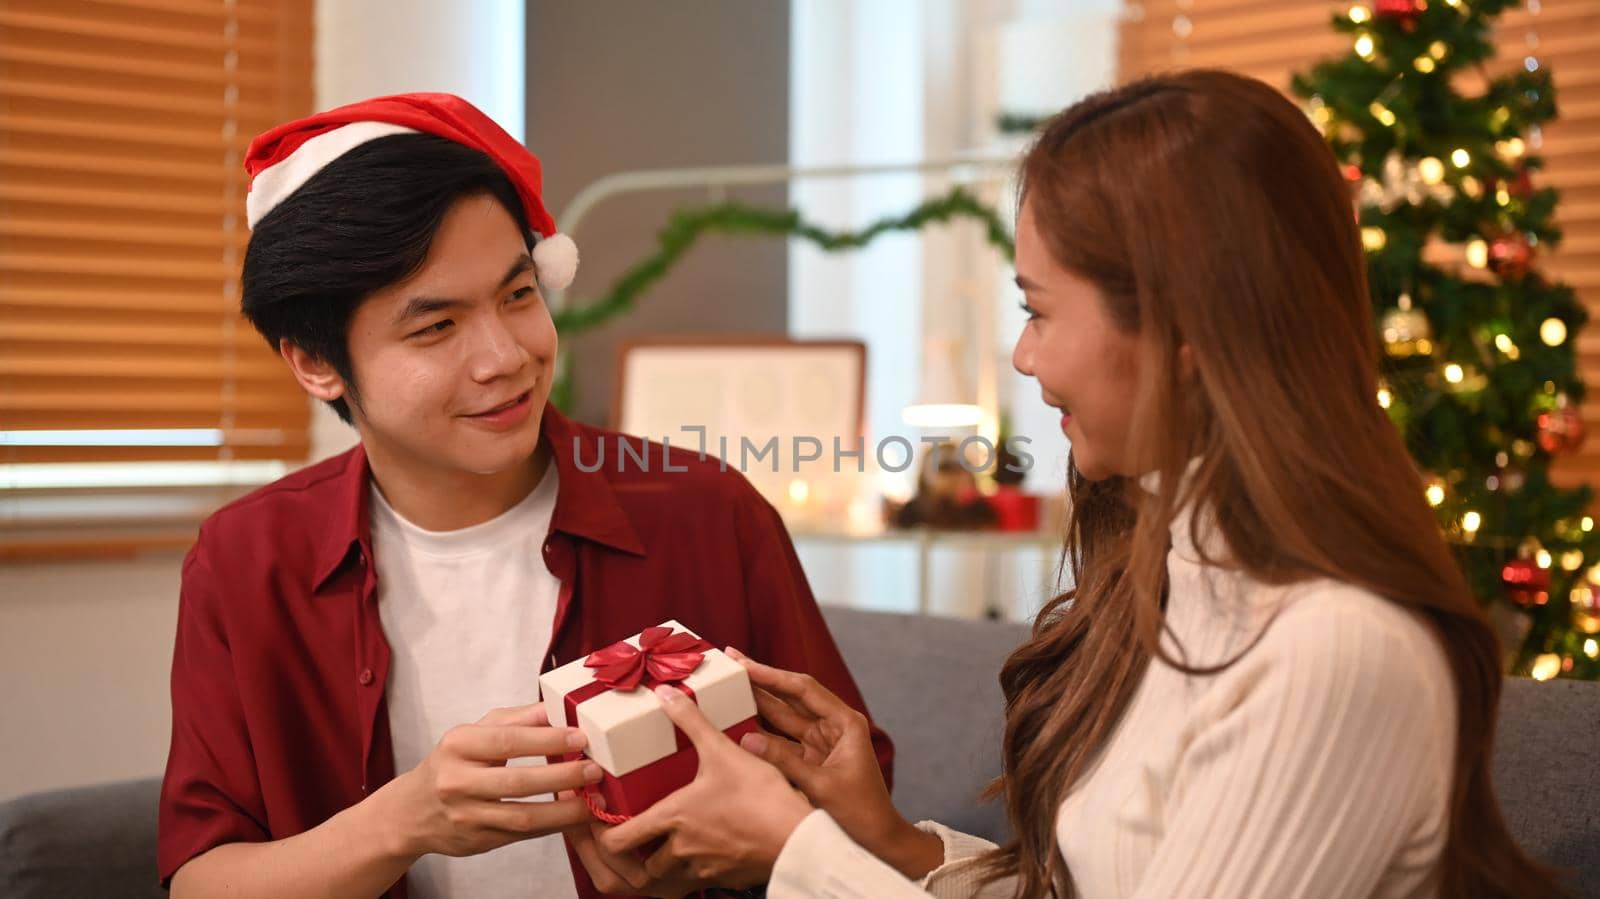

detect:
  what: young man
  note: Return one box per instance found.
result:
[157,94,892,899]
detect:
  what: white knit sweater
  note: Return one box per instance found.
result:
[769,505,1457,898]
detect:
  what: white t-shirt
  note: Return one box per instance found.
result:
[370,466,578,899]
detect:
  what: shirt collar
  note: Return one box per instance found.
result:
[312,444,372,591]
[540,404,646,557]
[311,403,645,591]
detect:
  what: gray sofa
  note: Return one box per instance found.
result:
[2,607,1596,896]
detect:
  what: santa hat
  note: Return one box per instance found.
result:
[243,92,579,291]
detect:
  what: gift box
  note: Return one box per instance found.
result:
[539,620,758,820]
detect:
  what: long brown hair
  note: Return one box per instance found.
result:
[984,70,1566,898]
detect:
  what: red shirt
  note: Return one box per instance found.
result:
[158,406,894,897]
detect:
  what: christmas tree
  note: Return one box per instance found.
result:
[1292,0,1599,680]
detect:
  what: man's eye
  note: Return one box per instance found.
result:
[1018,301,1040,322]
[509,287,537,302]
[413,319,453,338]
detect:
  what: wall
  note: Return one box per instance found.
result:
[785,0,1118,620]
[526,1,791,427]
[0,0,528,802]
[0,556,181,800]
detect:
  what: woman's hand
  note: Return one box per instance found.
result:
[727,648,944,880]
[596,685,814,888]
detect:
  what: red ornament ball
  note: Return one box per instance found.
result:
[1507,166,1535,199]
[1502,558,1552,606]
[1537,405,1586,455]
[1488,233,1535,278]
[1375,0,1423,26]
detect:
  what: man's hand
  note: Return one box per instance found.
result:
[378,703,603,861]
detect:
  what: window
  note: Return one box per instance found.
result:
[1,0,314,559]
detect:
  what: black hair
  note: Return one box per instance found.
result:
[241,133,533,424]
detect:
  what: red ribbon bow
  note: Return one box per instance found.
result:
[584,626,711,692]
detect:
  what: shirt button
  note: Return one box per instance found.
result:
[358,668,374,686]
[542,543,552,555]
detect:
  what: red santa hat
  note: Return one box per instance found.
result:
[243,92,579,291]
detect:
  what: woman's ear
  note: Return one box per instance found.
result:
[279,338,348,402]
[1178,343,1197,380]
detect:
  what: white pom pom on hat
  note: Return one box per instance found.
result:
[244,92,579,291]
[531,232,579,291]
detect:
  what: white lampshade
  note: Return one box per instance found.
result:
[996,15,1118,119]
[903,337,982,429]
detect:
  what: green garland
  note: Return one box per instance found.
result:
[996,112,1049,136]
[551,186,1015,335]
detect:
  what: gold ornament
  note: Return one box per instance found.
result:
[1573,584,1600,635]
[1381,293,1431,358]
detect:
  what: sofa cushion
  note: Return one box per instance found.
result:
[822,605,1027,844]
[0,777,165,898]
[1491,677,1600,896]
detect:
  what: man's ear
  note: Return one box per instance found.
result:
[279,339,347,402]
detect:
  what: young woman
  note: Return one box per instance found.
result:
[568,70,1568,898]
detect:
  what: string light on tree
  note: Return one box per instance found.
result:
[1425,479,1446,506]
[1531,653,1563,681]
[1496,137,1526,159]
[1540,317,1567,347]
[1442,362,1490,399]
[1291,0,1593,679]
[1574,586,1600,635]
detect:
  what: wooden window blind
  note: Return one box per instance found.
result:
[0,0,314,467]
[1117,0,1600,493]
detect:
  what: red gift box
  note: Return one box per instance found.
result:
[539,621,758,821]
